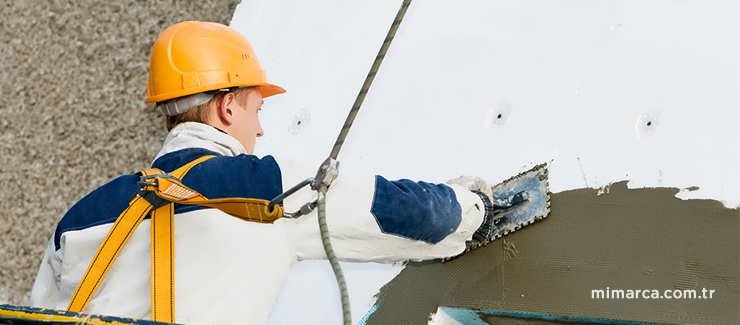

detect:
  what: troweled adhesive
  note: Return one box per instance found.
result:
[367,182,739,324]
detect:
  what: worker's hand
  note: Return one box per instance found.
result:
[446,176,493,202]
[445,176,497,261]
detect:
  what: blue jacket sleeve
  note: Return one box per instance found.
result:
[370,175,462,244]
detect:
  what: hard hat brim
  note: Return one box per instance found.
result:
[256,83,286,99]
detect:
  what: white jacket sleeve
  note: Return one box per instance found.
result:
[276,170,485,263]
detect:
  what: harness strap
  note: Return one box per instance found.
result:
[67,155,284,323]
[66,194,154,313]
[148,154,213,322]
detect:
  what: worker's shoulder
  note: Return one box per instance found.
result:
[157,148,283,211]
[52,148,283,250]
[54,172,139,250]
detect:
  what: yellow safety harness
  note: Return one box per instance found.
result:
[66,155,284,323]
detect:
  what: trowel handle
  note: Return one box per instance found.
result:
[493,191,529,209]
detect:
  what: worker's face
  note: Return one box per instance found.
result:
[220,88,264,154]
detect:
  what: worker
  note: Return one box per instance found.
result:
[28,21,499,324]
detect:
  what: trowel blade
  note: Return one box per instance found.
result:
[490,163,551,240]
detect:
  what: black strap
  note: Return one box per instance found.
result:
[471,190,496,243]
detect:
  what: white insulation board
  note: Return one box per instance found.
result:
[230,1,739,323]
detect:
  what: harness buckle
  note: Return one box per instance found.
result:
[137,173,177,209]
[138,173,179,189]
[138,174,160,188]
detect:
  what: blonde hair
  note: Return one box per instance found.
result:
[165,87,256,131]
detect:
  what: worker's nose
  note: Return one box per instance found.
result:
[256,125,264,138]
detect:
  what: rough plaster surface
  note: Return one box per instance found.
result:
[0,1,239,304]
[368,183,740,325]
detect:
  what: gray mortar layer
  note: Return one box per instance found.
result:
[0,1,239,305]
[367,182,740,324]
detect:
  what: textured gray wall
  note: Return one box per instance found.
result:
[0,1,239,304]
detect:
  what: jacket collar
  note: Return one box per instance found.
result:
[153,122,247,162]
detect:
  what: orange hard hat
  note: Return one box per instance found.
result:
[146,21,285,104]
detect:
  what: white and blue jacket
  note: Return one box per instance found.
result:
[29,122,485,324]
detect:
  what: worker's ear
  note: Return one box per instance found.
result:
[215,93,237,126]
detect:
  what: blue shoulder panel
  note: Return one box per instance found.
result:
[167,150,283,215]
[370,175,462,244]
[53,148,283,250]
[54,174,140,250]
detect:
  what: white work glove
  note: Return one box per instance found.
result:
[445,176,497,260]
[446,176,493,202]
